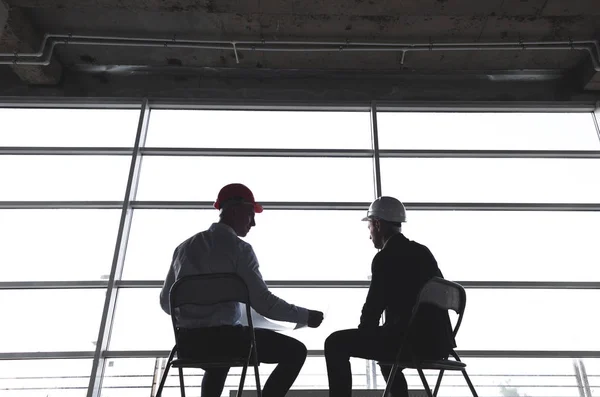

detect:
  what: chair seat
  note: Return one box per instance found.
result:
[379,359,466,371]
[172,358,252,368]
[171,350,260,369]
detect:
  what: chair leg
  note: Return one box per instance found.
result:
[462,369,479,397]
[416,367,434,397]
[155,362,171,397]
[383,364,399,397]
[253,359,262,397]
[178,368,186,397]
[433,369,445,397]
[156,349,176,397]
[236,362,249,397]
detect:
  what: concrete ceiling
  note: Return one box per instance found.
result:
[0,0,599,101]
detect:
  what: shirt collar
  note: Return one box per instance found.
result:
[209,222,238,236]
[383,232,407,249]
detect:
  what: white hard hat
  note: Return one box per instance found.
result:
[361,196,406,223]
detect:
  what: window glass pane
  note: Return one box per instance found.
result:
[122,209,216,280]
[375,357,585,397]
[246,211,374,280]
[146,110,371,149]
[580,358,600,396]
[0,108,139,147]
[101,358,156,397]
[0,156,131,201]
[403,211,600,282]
[109,288,366,351]
[129,288,600,351]
[109,288,178,351]
[136,157,374,202]
[102,356,597,397]
[122,210,374,281]
[274,288,367,350]
[0,289,105,352]
[101,357,368,397]
[0,209,119,281]
[380,158,600,203]
[378,112,600,150]
[0,359,91,397]
[459,289,600,351]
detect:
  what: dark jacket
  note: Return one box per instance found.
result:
[359,233,456,357]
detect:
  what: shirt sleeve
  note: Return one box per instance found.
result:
[159,250,178,315]
[236,243,309,325]
[358,255,387,329]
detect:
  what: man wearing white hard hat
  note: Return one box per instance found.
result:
[325,196,455,397]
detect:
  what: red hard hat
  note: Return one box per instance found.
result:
[214,183,263,213]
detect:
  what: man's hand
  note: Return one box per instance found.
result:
[307,310,324,328]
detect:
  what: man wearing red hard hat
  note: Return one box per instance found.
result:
[160,183,323,397]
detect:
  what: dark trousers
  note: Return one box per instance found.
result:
[179,327,307,397]
[325,328,446,397]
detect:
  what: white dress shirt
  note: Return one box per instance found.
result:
[160,222,309,328]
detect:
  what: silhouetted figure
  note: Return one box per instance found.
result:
[160,183,324,397]
[325,196,455,397]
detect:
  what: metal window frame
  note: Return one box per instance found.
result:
[1,99,600,396]
[374,102,597,112]
[4,98,593,110]
[0,97,142,108]
[3,201,600,211]
[3,280,600,290]
[86,99,150,397]
[593,102,600,143]
[371,101,383,197]
[4,349,600,361]
[0,97,596,111]
[3,146,600,158]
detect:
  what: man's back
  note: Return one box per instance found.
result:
[160,223,246,328]
[160,222,310,329]
[360,233,456,356]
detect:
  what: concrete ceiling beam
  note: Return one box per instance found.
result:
[6,0,600,16]
[571,47,600,91]
[0,3,62,84]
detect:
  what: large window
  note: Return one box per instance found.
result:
[1,103,599,397]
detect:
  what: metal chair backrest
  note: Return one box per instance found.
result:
[412,277,467,338]
[168,273,257,355]
[170,273,251,309]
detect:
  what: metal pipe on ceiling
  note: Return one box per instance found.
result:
[0,33,598,71]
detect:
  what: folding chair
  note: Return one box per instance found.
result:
[155,273,262,397]
[380,277,478,397]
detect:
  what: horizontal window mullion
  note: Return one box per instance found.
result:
[2,202,600,211]
[147,99,370,111]
[379,150,600,159]
[0,351,96,360]
[115,280,600,289]
[131,201,370,210]
[99,350,600,359]
[4,148,599,159]
[4,349,600,360]
[4,279,598,290]
[3,99,593,112]
[0,281,108,290]
[0,201,123,209]
[374,101,596,112]
[140,148,374,157]
[405,203,600,211]
[0,147,134,155]
[130,202,600,211]
[0,98,141,108]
